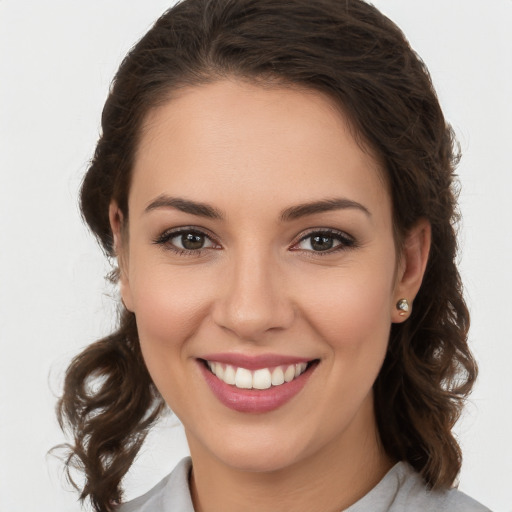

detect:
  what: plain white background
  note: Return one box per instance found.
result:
[1,1,511,511]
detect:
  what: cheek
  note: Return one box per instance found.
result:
[127,253,216,360]
[298,262,395,350]
[127,259,218,412]
[295,262,395,427]
[134,280,207,342]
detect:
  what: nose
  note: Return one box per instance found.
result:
[212,249,295,341]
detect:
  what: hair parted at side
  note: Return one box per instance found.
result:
[56,1,477,510]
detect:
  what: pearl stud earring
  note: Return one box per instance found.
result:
[396,298,410,317]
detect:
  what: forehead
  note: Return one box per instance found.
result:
[130,80,390,220]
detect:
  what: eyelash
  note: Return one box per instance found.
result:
[152,227,220,256]
[292,228,356,255]
[152,227,356,256]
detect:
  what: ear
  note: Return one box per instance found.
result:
[392,219,431,323]
[109,202,134,312]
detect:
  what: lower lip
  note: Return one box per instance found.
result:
[198,361,316,413]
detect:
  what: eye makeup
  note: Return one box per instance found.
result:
[152,225,358,258]
[291,228,357,255]
[152,226,221,256]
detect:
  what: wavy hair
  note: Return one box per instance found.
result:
[56,1,477,510]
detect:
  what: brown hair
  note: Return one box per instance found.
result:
[56,1,477,510]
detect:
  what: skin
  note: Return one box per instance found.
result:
[110,80,431,512]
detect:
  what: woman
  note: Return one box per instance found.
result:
[57,0,490,510]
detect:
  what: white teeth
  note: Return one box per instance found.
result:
[207,360,310,389]
[271,367,285,386]
[224,365,236,385]
[295,362,307,377]
[215,363,225,380]
[253,369,272,390]
[284,365,295,382]
[235,367,253,389]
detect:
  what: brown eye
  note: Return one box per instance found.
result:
[153,228,218,253]
[294,230,355,253]
[179,232,206,250]
[310,235,334,251]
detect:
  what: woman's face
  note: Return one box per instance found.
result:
[114,80,425,473]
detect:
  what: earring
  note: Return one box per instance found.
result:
[396,298,410,317]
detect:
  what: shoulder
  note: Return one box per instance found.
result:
[346,462,491,512]
[116,457,195,512]
[393,463,490,512]
[387,463,491,512]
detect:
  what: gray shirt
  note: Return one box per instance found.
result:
[118,457,491,511]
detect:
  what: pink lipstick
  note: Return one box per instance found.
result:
[198,354,318,413]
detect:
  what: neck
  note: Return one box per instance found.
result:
[188,399,394,512]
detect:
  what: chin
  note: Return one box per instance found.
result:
[188,422,321,475]
[218,444,303,474]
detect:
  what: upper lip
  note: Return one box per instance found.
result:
[200,352,314,370]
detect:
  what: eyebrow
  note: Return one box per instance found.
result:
[280,198,371,221]
[144,195,223,219]
[144,195,370,221]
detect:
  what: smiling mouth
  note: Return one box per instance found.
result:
[202,360,318,390]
